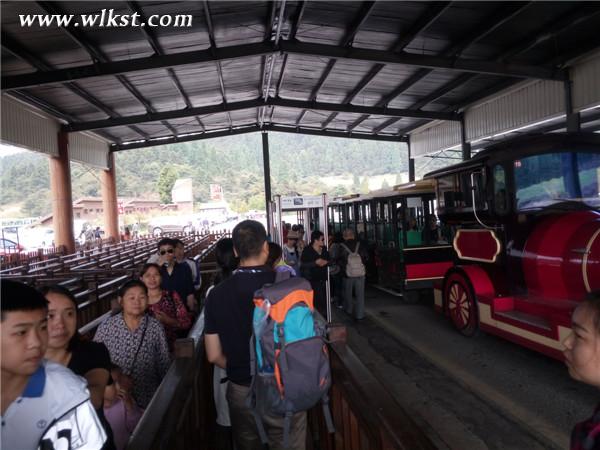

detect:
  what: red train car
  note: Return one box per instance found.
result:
[424,133,600,360]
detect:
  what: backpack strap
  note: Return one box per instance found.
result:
[283,411,293,449]
[252,408,269,445]
[321,393,335,434]
[245,353,269,445]
[275,269,291,283]
[341,242,359,255]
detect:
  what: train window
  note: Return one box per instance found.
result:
[437,172,486,211]
[515,151,600,210]
[436,175,456,208]
[348,205,354,221]
[365,203,371,221]
[493,165,508,215]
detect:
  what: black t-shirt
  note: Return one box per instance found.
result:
[68,339,112,376]
[161,262,194,301]
[300,246,329,281]
[204,266,275,384]
[68,340,116,450]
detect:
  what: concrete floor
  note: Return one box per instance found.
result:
[333,287,596,450]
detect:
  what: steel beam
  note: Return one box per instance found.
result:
[1,41,277,91]
[281,40,566,80]
[407,137,415,182]
[347,3,533,132]
[393,3,597,134]
[113,126,264,151]
[564,75,581,133]
[2,31,146,139]
[64,97,460,132]
[112,122,407,151]
[298,1,377,127]
[203,1,233,129]
[266,125,408,142]
[260,0,286,127]
[460,115,471,160]
[391,2,451,51]
[262,132,272,231]
[275,1,307,97]
[31,3,155,139]
[2,37,566,92]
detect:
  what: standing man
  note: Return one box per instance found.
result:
[338,228,368,321]
[173,238,202,294]
[204,220,307,450]
[157,238,197,313]
[1,280,107,449]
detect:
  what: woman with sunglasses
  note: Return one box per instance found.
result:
[140,263,192,351]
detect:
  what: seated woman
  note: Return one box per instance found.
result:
[42,285,116,450]
[140,263,192,351]
[94,280,171,408]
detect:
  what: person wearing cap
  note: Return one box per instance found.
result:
[283,230,300,270]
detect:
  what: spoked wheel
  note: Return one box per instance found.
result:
[444,272,479,337]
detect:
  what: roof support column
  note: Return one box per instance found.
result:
[262,132,272,234]
[49,132,76,254]
[564,74,580,132]
[460,115,471,160]
[407,138,415,182]
[101,153,120,244]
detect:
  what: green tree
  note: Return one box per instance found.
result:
[157,167,179,204]
[22,190,51,216]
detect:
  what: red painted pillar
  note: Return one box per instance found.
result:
[101,153,120,243]
[49,132,76,253]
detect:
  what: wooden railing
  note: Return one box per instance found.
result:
[127,317,213,450]
[2,233,224,328]
[130,319,436,450]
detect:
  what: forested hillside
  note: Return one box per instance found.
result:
[1,132,449,217]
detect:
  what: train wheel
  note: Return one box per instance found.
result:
[444,272,479,337]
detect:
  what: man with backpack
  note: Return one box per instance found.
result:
[339,228,368,321]
[204,220,307,449]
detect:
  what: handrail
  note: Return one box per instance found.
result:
[127,314,206,450]
[325,340,436,449]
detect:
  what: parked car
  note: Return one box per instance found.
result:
[148,216,193,236]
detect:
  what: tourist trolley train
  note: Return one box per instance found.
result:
[329,133,599,359]
[328,179,454,300]
[422,133,600,359]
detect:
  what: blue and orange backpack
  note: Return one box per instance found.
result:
[248,274,334,447]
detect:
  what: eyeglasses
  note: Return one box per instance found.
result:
[160,248,174,255]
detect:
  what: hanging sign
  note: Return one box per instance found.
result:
[280,195,324,210]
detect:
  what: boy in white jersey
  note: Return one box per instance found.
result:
[1,280,106,450]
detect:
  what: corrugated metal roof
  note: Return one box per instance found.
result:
[1,0,599,152]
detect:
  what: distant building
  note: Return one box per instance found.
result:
[38,197,163,226]
[172,178,194,214]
